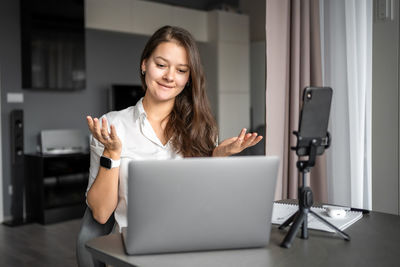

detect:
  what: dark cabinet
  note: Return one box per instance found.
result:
[25,153,89,224]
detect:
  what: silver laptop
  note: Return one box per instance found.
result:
[122,156,279,255]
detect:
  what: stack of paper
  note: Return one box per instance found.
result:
[271,202,363,233]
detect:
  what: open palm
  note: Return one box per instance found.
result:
[87,116,122,157]
[213,128,263,157]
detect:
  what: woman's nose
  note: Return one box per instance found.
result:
[163,68,174,82]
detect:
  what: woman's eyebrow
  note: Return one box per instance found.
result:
[155,56,167,61]
[154,56,189,67]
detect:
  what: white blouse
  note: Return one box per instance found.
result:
[86,98,182,232]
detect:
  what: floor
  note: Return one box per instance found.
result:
[0,219,81,267]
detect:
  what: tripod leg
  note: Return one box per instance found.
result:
[280,211,306,248]
[301,210,308,239]
[278,211,298,230]
[309,210,351,241]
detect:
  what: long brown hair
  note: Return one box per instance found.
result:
[140,25,218,157]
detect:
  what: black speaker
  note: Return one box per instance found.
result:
[4,109,25,226]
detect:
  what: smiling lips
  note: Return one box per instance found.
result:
[157,82,174,89]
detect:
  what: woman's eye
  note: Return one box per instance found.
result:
[178,69,188,74]
[156,64,166,68]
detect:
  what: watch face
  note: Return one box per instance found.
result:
[100,156,112,169]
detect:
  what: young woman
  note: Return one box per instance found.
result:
[86,26,262,230]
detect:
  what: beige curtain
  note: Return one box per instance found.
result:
[265,0,327,202]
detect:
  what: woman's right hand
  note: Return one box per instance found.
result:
[87,116,122,159]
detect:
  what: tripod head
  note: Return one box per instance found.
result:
[291,131,331,172]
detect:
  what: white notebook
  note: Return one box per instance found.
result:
[271,202,363,233]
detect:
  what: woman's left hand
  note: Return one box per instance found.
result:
[212,128,263,157]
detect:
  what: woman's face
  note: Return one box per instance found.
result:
[141,41,190,104]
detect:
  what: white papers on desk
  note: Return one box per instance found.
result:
[271,203,363,233]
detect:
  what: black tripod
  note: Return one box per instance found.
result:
[279,132,350,248]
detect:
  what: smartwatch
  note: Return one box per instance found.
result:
[100,156,121,169]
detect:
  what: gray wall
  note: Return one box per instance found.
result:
[372,0,399,215]
[22,30,149,152]
[0,0,149,218]
[250,42,266,131]
[239,0,266,42]
[0,0,219,219]
[239,0,266,131]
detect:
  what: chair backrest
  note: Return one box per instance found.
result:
[76,207,115,267]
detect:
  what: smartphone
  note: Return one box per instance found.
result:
[296,87,333,156]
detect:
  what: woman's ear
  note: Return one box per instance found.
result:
[141,60,147,73]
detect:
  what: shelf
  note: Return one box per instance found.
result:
[25,153,89,224]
